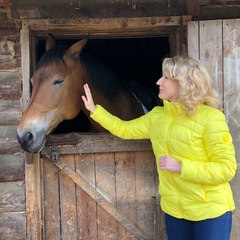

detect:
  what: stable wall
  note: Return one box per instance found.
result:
[0,0,240,239]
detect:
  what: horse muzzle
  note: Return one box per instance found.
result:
[17,127,47,153]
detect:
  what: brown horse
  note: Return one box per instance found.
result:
[17,34,159,153]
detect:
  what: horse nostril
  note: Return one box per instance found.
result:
[26,131,34,144]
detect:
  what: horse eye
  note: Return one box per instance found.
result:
[53,79,64,85]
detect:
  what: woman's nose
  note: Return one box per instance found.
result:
[156,76,163,85]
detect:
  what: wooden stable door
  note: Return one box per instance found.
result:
[33,133,166,240]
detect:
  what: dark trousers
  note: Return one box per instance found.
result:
[165,211,232,240]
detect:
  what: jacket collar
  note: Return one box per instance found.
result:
[163,100,185,117]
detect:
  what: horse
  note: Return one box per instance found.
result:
[17,34,160,153]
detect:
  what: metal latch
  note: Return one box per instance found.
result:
[51,145,59,162]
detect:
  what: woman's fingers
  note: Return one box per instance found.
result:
[82,83,96,113]
[85,84,92,101]
[159,156,181,172]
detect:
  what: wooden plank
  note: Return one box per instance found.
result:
[95,153,116,205]
[0,181,25,213]
[155,177,167,239]
[222,19,240,162]
[223,19,240,202]
[0,101,22,125]
[47,155,152,240]
[13,1,187,20]
[187,21,199,59]
[59,154,78,240]
[115,152,137,240]
[20,17,185,47]
[0,125,22,154]
[199,3,240,20]
[0,71,21,101]
[0,212,26,239]
[135,151,156,239]
[97,205,118,240]
[43,156,61,240]
[28,16,186,32]
[42,133,152,155]
[0,32,21,71]
[25,153,43,240]
[187,19,240,240]
[95,153,117,239]
[199,20,223,101]
[0,27,19,40]
[20,20,31,111]
[0,153,24,182]
[75,153,98,240]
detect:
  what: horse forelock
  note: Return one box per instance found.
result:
[36,45,68,70]
[81,52,123,101]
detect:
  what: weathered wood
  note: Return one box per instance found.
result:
[188,19,224,103]
[0,32,21,71]
[12,0,187,19]
[223,22,240,240]
[0,101,22,125]
[0,153,24,182]
[199,2,240,20]
[21,16,185,46]
[199,20,223,101]
[222,19,240,162]
[0,125,22,154]
[42,133,152,155]
[0,212,26,239]
[0,181,25,213]
[97,205,118,240]
[25,153,43,240]
[0,71,21,100]
[43,156,61,240]
[115,152,137,239]
[28,16,185,31]
[0,27,19,39]
[12,0,240,20]
[0,0,12,8]
[95,153,117,239]
[187,19,240,240]
[20,20,31,111]
[187,21,199,59]
[75,153,98,240]
[44,155,152,240]
[59,155,78,240]
[135,151,157,238]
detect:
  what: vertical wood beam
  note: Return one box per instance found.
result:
[25,153,44,240]
[20,20,31,111]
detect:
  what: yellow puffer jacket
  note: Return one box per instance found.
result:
[91,100,237,221]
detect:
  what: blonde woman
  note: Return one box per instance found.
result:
[82,56,237,240]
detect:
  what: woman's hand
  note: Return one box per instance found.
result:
[82,83,96,113]
[159,155,181,172]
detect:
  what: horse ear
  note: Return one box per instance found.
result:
[46,33,56,52]
[67,38,88,59]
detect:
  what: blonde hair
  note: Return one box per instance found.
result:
[162,56,221,116]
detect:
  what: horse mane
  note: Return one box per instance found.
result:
[36,44,124,101]
[81,51,123,101]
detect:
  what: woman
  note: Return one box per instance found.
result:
[82,56,237,240]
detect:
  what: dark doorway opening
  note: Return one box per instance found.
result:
[36,37,170,133]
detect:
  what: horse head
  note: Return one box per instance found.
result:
[17,34,160,153]
[17,34,88,153]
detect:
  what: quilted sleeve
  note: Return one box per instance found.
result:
[180,111,237,184]
[90,104,154,140]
